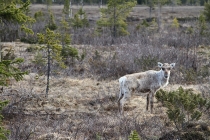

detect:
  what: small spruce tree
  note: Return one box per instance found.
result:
[129,130,141,140]
[71,8,89,28]
[46,0,52,10]
[0,58,27,86]
[96,0,136,39]
[63,0,72,18]
[46,11,57,31]
[59,17,81,65]
[197,14,207,36]
[60,17,71,46]
[171,17,179,29]
[37,28,65,97]
[147,0,155,19]
[0,0,35,42]
[34,10,44,21]
[203,2,210,21]
[0,1,32,139]
[0,100,9,140]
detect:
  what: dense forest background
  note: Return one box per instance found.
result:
[25,0,210,6]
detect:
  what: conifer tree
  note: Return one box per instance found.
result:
[171,17,179,29]
[60,17,77,64]
[46,11,57,31]
[197,14,207,36]
[34,10,44,21]
[71,8,89,28]
[170,0,181,12]
[129,130,141,140]
[0,0,33,83]
[63,0,70,14]
[203,2,210,21]
[0,0,34,35]
[0,58,27,86]
[60,17,71,46]
[60,17,85,64]
[46,0,52,10]
[146,0,154,19]
[37,28,64,97]
[96,0,136,40]
[63,0,72,18]
[0,1,34,139]
[0,100,9,140]
[154,0,168,31]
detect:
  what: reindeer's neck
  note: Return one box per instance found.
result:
[157,70,169,87]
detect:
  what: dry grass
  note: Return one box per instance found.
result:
[1,4,210,137]
[3,68,209,139]
[1,40,209,139]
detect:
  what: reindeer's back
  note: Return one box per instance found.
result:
[124,70,159,89]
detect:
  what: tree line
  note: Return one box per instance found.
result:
[20,0,210,6]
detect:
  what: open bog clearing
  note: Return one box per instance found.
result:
[29,4,204,21]
[6,70,208,139]
[2,42,210,139]
[1,3,210,139]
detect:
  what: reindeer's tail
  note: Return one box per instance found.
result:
[118,76,127,114]
[118,77,126,100]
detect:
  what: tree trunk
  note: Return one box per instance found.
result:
[80,0,83,9]
[0,39,1,62]
[46,44,50,97]
[172,0,175,12]
[69,0,72,18]
[99,0,102,8]
[112,6,116,41]
[149,7,152,19]
[157,0,161,31]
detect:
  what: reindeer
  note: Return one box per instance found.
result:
[118,62,175,114]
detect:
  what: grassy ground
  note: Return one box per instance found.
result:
[1,41,210,139]
[0,4,209,139]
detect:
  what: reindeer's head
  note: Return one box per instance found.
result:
[158,62,175,79]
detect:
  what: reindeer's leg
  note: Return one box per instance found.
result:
[118,89,130,115]
[150,92,155,113]
[119,98,125,115]
[146,93,150,111]
[118,92,124,114]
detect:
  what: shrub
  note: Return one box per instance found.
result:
[156,86,209,131]
[20,37,38,44]
[34,10,44,21]
[197,14,207,36]
[203,2,210,21]
[0,100,10,140]
[1,47,16,61]
[71,8,89,28]
[88,50,106,74]
[61,46,79,65]
[184,68,197,84]
[46,12,57,31]
[198,65,209,78]
[32,52,46,66]
[171,17,179,29]
[129,130,141,140]
[134,55,159,71]
[26,45,38,52]
[181,131,205,140]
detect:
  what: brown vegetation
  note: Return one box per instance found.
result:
[1,5,210,140]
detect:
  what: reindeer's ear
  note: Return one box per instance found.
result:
[158,62,163,68]
[170,63,175,68]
